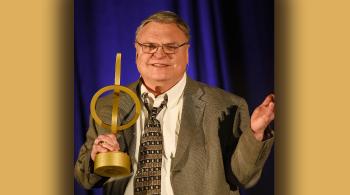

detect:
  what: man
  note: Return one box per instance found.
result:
[75,11,275,195]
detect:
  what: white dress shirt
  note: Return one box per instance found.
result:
[124,74,187,195]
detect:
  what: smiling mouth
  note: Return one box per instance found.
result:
[150,63,171,67]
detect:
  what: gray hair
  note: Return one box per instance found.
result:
[135,11,190,41]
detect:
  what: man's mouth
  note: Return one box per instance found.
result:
[150,63,171,67]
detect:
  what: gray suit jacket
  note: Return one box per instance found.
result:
[75,77,274,195]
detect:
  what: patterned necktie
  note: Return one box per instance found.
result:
[134,93,168,195]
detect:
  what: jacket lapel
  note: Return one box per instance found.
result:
[171,77,206,171]
[120,80,141,165]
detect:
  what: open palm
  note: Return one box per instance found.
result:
[251,94,275,140]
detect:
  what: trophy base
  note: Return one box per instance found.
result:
[94,151,131,177]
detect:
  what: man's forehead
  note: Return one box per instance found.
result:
[141,21,180,30]
[137,22,186,41]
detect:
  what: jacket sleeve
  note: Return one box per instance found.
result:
[231,98,274,188]
[74,116,107,189]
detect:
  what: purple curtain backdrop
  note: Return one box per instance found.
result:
[75,0,274,194]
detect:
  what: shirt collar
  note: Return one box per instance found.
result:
[140,73,187,109]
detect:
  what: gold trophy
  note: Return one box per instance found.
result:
[90,53,141,177]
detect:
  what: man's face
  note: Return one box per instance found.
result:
[135,22,189,88]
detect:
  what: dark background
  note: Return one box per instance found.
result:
[74,0,274,194]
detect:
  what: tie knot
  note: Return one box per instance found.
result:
[142,93,168,119]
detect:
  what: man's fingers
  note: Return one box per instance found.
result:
[105,134,118,146]
[261,96,271,106]
[268,101,275,112]
[91,145,108,161]
[261,94,275,106]
[98,142,116,151]
[101,134,119,151]
[93,134,119,152]
[95,135,114,146]
[266,102,275,121]
[95,145,108,153]
[257,101,275,122]
[99,134,115,145]
[94,136,106,145]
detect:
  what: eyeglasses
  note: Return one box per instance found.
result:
[136,41,189,54]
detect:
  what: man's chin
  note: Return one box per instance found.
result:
[151,77,170,83]
[142,75,168,83]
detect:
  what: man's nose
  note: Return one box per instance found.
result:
[153,46,167,58]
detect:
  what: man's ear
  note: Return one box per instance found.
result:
[134,42,139,59]
[135,52,139,65]
[135,43,139,59]
[185,45,190,64]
